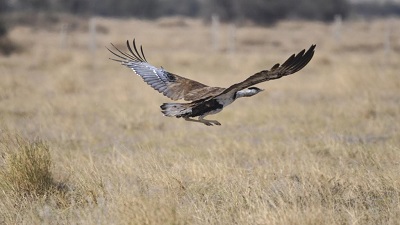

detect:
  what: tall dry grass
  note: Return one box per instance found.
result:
[0,135,53,196]
[0,16,399,224]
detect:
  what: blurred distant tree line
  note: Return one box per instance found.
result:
[0,0,8,37]
[0,0,17,55]
[0,0,400,25]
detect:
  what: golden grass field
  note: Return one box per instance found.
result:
[1,16,400,224]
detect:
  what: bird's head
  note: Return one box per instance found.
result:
[235,87,264,98]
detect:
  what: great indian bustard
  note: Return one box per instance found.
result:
[107,40,315,126]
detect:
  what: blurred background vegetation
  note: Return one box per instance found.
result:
[0,0,399,55]
[0,0,399,24]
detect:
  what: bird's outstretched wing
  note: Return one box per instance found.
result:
[107,39,225,101]
[218,45,316,97]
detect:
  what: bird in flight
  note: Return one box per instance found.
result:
[107,40,315,126]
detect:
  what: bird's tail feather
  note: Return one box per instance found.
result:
[160,103,192,117]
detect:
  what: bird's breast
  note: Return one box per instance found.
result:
[216,96,235,107]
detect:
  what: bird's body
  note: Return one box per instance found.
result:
[107,40,315,126]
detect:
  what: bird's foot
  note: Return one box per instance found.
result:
[209,120,221,126]
[200,119,221,126]
[184,117,221,126]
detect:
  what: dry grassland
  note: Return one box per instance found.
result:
[0,16,400,224]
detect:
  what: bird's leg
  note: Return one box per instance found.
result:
[199,116,221,126]
[184,117,221,126]
[184,117,207,125]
